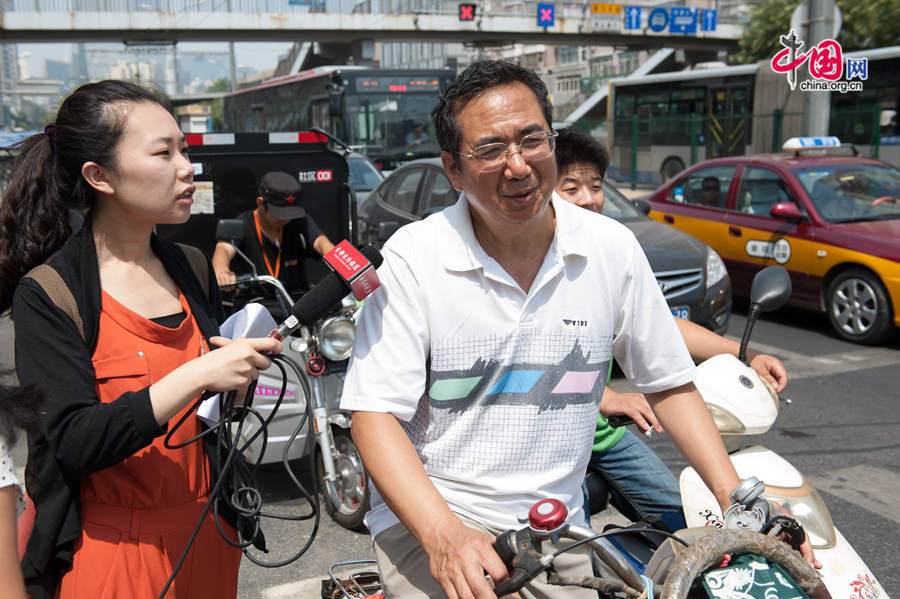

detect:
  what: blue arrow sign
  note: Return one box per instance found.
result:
[701,8,717,31]
[647,7,668,32]
[537,3,555,27]
[625,6,641,30]
[669,6,697,34]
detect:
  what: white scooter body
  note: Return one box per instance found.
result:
[680,354,888,599]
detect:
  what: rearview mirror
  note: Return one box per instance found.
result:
[632,199,652,215]
[377,221,401,242]
[770,202,805,220]
[750,265,792,313]
[216,218,245,242]
[739,265,792,363]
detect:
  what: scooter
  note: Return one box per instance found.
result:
[679,266,888,599]
[215,218,370,530]
[322,494,822,599]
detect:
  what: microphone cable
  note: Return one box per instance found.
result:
[156,351,322,599]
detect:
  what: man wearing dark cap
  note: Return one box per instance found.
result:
[212,171,335,295]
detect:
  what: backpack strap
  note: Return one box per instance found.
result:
[22,245,208,346]
[23,265,86,344]
[176,243,210,300]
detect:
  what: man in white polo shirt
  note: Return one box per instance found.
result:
[341,60,743,599]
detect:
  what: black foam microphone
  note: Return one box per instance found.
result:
[269,244,383,340]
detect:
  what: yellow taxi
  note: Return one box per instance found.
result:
[643,137,900,345]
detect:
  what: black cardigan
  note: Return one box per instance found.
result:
[11,224,230,599]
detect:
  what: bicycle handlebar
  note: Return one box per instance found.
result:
[490,499,645,596]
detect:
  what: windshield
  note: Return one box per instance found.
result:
[602,182,646,222]
[344,93,442,161]
[348,155,384,192]
[793,164,900,223]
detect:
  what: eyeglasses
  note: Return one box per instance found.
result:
[455,130,557,173]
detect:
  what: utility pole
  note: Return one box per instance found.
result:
[802,0,834,137]
[227,0,237,91]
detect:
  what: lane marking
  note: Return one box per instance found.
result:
[812,356,842,364]
[724,337,900,381]
[810,465,900,526]
[262,577,322,598]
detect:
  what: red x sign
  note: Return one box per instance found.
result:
[459,3,476,20]
[539,7,553,23]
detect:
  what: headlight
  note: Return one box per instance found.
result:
[705,247,728,289]
[706,403,745,435]
[318,316,356,361]
[764,479,837,549]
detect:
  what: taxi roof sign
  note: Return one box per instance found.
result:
[782,136,842,151]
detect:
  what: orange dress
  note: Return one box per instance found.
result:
[55,290,241,599]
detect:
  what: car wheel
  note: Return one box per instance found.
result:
[660,157,686,183]
[316,427,370,531]
[826,268,896,345]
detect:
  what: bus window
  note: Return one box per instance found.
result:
[311,100,330,133]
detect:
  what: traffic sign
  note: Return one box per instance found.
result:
[647,7,668,32]
[669,6,697,34]
[537,3,554,27]
[624,6,641,30]
[590,3,621,14]
[591,15,621,30]
[700,8,717,31]
[458,3,476,21]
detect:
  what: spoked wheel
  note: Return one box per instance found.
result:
[826,268,895,345]
[660,157,686,183]
[317,427,370,531]
[660,530,820,599]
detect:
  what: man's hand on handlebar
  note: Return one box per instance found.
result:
[598,388,663,434]
[747,353,788,393]
[424,518,510,599]
[216,270,237,286]
[770,500,822,570]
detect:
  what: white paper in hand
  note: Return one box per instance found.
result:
[198,303,278,427]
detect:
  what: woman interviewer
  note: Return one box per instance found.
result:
[0,80,280,598]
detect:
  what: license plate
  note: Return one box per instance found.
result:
[670,306,689,319]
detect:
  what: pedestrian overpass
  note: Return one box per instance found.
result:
[0,1,741,49]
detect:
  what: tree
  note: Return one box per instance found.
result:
[734,0,900,64]
[734,0,801,65]
[205,77,232,132]
[837,0,900,51]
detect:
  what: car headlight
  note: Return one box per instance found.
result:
[764,479,837,549]
[317,316,356,361]
[706,247,728,289]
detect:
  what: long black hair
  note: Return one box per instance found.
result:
[0,80,170,314]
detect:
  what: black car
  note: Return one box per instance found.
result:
[358,158,732,333]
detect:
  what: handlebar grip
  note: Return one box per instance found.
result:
[493,530,518,565]
[493,570,532,597]
[490,529,546,597]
